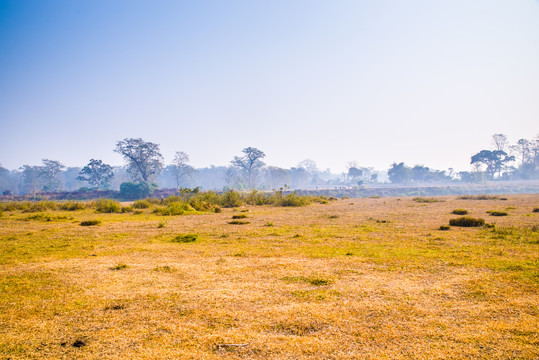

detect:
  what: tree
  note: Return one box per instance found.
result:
[510,139,532,166]
[492,134,508,152]
[298,159,318,174]
[388,162,412,184]
[77,159,114,189]
[231,147,266,188]
[265,166,289,189]
[114,138,164,182]
[171,151,194,188]
[40,159,65,191]
[20,165,43,195]
[347,167,363,181]
[470,150,514,179]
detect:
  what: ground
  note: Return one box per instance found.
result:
[0,195,538,359]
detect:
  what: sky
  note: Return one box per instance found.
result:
[1,0,538,173]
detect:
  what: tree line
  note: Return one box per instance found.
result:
[0,133,538,196]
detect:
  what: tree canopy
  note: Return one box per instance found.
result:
[114,138,164,182]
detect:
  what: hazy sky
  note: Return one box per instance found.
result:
[1,0,538,172]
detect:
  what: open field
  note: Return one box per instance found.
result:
[1,195,538,359]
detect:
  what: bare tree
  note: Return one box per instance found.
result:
[114,138,164,182]
[492,134,508,152]
[171,151,194,188]
[40,159,65,191]
[231,147,266,188]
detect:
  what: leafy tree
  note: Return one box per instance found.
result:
[171,151,194,188]
[114,138,164,182]
[231,147,266,188]
[510,139,532,166]
[20,165,43,195]
[347,167,363,180]
[77,159,114,189]
[40,159,65,191]
[264,166,289,189]
[388,162,412,184]
[298,159,318,174]
[470,150,514,179]
[119,181,157,200]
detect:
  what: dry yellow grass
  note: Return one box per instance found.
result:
[1,195,538,359]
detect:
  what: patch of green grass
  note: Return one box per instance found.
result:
[458,195,500,200]
[80,220,101,226]
[228,220,250,225]
[413,197,444,203]
[449,217,485,227]
[452,209,468,215]
[109,264,128,270]
[25,213,73,222]
[282,275,333,286]
[231,214,248,219]
[487,210,508,216]
[172,234,199,243]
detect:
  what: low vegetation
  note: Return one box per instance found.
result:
[413,197,444,203]
[458,194,500,200]
[1,194,538,359]
[449,216,485,227]
[80,220,101,226]
[487,210,508,216]
[451,209,468,215]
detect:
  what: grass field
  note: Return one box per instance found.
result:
[1,195,538,359]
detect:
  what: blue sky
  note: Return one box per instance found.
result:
[1,0,538,172]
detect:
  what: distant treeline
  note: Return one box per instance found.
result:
[0,133,537,196]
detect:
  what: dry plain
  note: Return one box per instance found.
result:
[0,195,538,359]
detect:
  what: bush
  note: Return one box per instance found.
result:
[533,208,539,213]
[228,220,250,225]
[153,202,194,216]
[439,225,450,230]
[80,220,101,226]
[172,234,198,243]
[133,199,151,209]
[119,182,157,200]
[59,201,87,211]
[487,210,508,216]
[232,214,248,219]
[458,195,499,200]
[449,217,485,227]
[452,209,468,215]
[94,199,122,213]
[277,193,311,207]
[413,197,443,203]
[120,206,133,213]
[221,190,243,208]
[214,207,222,213]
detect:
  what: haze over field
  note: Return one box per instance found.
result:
[1,0,538,172]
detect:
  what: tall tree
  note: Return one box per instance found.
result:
[40,159,65,191]
[492,133,508,152]
[171,151,194,188]
[20,165,43,195]
[388,162,412,184]
[470,150,514,179]
[510,139,532,166]
[77,159,114,189]
[114,138,164,182]
[231,147,265,188]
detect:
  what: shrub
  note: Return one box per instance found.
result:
[413,197,443,203]
[59,201,86,211]
[172,234,198,243]
[153,202,194,216]
[214,207,222,213]
[94,199,122,213]
[449,217,485,227]
[232,214,248,219]
[110,264,128,270]
[119,182,157,200]
[221,190,243,208]
[452,209,468,215]
[157,221,166,228]
[487,210,508,216]
[458,195,499,200]
[80,220,101,226]
[228,220,250,225]
[265,222,274,227]
[133,199,151,209]
[277,193,310,207]
[25,213,72,222]
[533,208,539,213]
[439,225,450,231]
[120,206,133,213]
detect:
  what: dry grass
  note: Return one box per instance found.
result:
[1,195,538,359]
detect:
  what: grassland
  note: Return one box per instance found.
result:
[0,195,538,359]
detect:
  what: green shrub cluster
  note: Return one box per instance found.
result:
[94,199,122,213]
[452,209,468,215]
[132,200,151,209]
[413,197,444,203]
[59,201,87,211]
[458,195,499,200]
[172,234,198,243]
[487,210,508,216]
[449,217,485,227]
[80,220,101,226]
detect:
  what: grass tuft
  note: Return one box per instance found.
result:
[449,216,485,227]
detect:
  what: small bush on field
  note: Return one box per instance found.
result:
[232,214,248,219]
[487,210,508,216]
[110,264,128,270]
[172,234,198,243]
[533,208,539,213]
[80,220,101,226]
[228,220,250,225]
[221,190,243,208]
[413,197,444,203]
[94,199,121,213]
[265,222,274,227]
[59,201,86,211]
[157,221,166,228]
[452,209,468,215]
[277,193,311,207]
[449,217,485,227]
[214,207,222,213]
[245,190,270,205]
[153,202,194,216]
[20,201,58,213]
[458,195,499,200]
[120,206,133,213]
[133,210,143,215]
[439,225,450,230]
[133,199,151,209]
